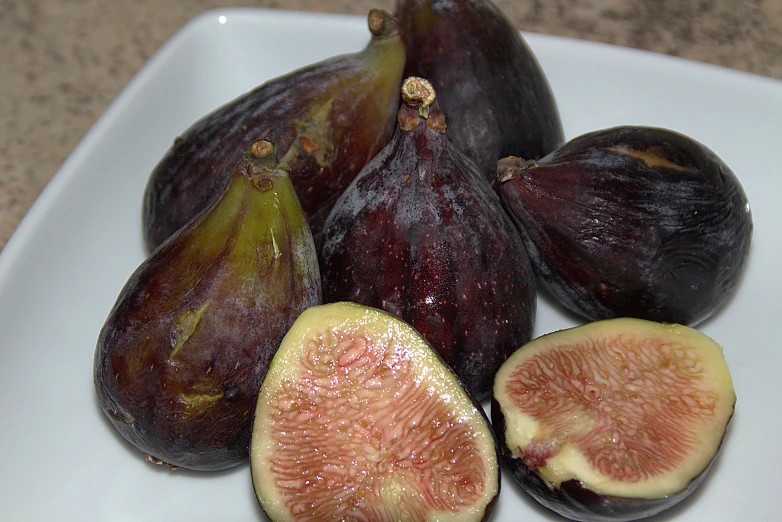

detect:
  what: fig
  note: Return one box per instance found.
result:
[495,126,753,326]
[94,140,321,471]
[143,9,406,252]
[250,301,500,521]
[319,77,536,401]
[492,318,736,521]
[394,0,564,178]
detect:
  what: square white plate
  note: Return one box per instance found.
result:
[1,8,780,521]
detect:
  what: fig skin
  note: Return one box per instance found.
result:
[319,78,537,402]
[250,302,501,521]
[495,126,753,326]
[491,318,736,522]
[143,9,406,252]
[94,141,321,471]
[394,0,564,178]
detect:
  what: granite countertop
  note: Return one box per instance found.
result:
[1,0,780,252]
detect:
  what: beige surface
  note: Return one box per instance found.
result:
[1,0,780,252]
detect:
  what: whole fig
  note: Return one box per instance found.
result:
[95,140,321,471]
[495,126,753,326]
[395,0,564,178]
[143,9,406,252]
[320,77,536,401]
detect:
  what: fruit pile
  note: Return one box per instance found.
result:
[93,1,752,520]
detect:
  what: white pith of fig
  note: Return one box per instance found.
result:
[250,302,500,521]
[492,318,735,521]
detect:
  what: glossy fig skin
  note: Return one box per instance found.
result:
[143,9,405,252]
[95,144,321,471]
[394,0,564,178]
[319,92,537,402]
[495,126,753,326]
[491,397,720,522]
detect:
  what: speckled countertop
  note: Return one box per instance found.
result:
[1,0,780,252]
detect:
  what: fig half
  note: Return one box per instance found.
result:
[492,318,736,521]
[250,301,500,521]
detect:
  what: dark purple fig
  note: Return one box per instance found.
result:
[143,9,406,252]
[492,318,736,521]
[250,301,500,521]
[319,77,536,402]
[495,126,753,326]
[394,0,564,178]
[95,140,321,471]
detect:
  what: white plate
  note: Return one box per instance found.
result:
[1,8,780,521]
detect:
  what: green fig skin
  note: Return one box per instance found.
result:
[143,9,406,252]
[495,126,753,327]
[95,144,321,471]
[319,88,536,402]
[394,0,564,178]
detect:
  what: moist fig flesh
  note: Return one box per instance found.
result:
[492,318,736,521]
[250,301,500,521]
[143,9,405,252]
[94,141,321,471]
[495,125,753,326]
[319,77,536,402]
[395,0,564,178]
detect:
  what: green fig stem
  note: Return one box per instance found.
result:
[242,140,280,191]
[247,140,277,167]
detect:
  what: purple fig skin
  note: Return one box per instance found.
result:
[319,84,537,402]
[143,9,405,252]
[95,143,321,471]
[394,0,564,178]
[495,126,753,326]
[490,397,725,522]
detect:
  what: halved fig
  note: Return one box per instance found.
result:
[492,318,735,521]
[250,301,500,521]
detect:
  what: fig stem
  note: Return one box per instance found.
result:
[368,9,397,38]
[401,77,436,117]
[496,156,537,184]
[246,140,278,170]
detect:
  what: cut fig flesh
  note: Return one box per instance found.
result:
[492,318,735,520]
[251,302,499,521]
